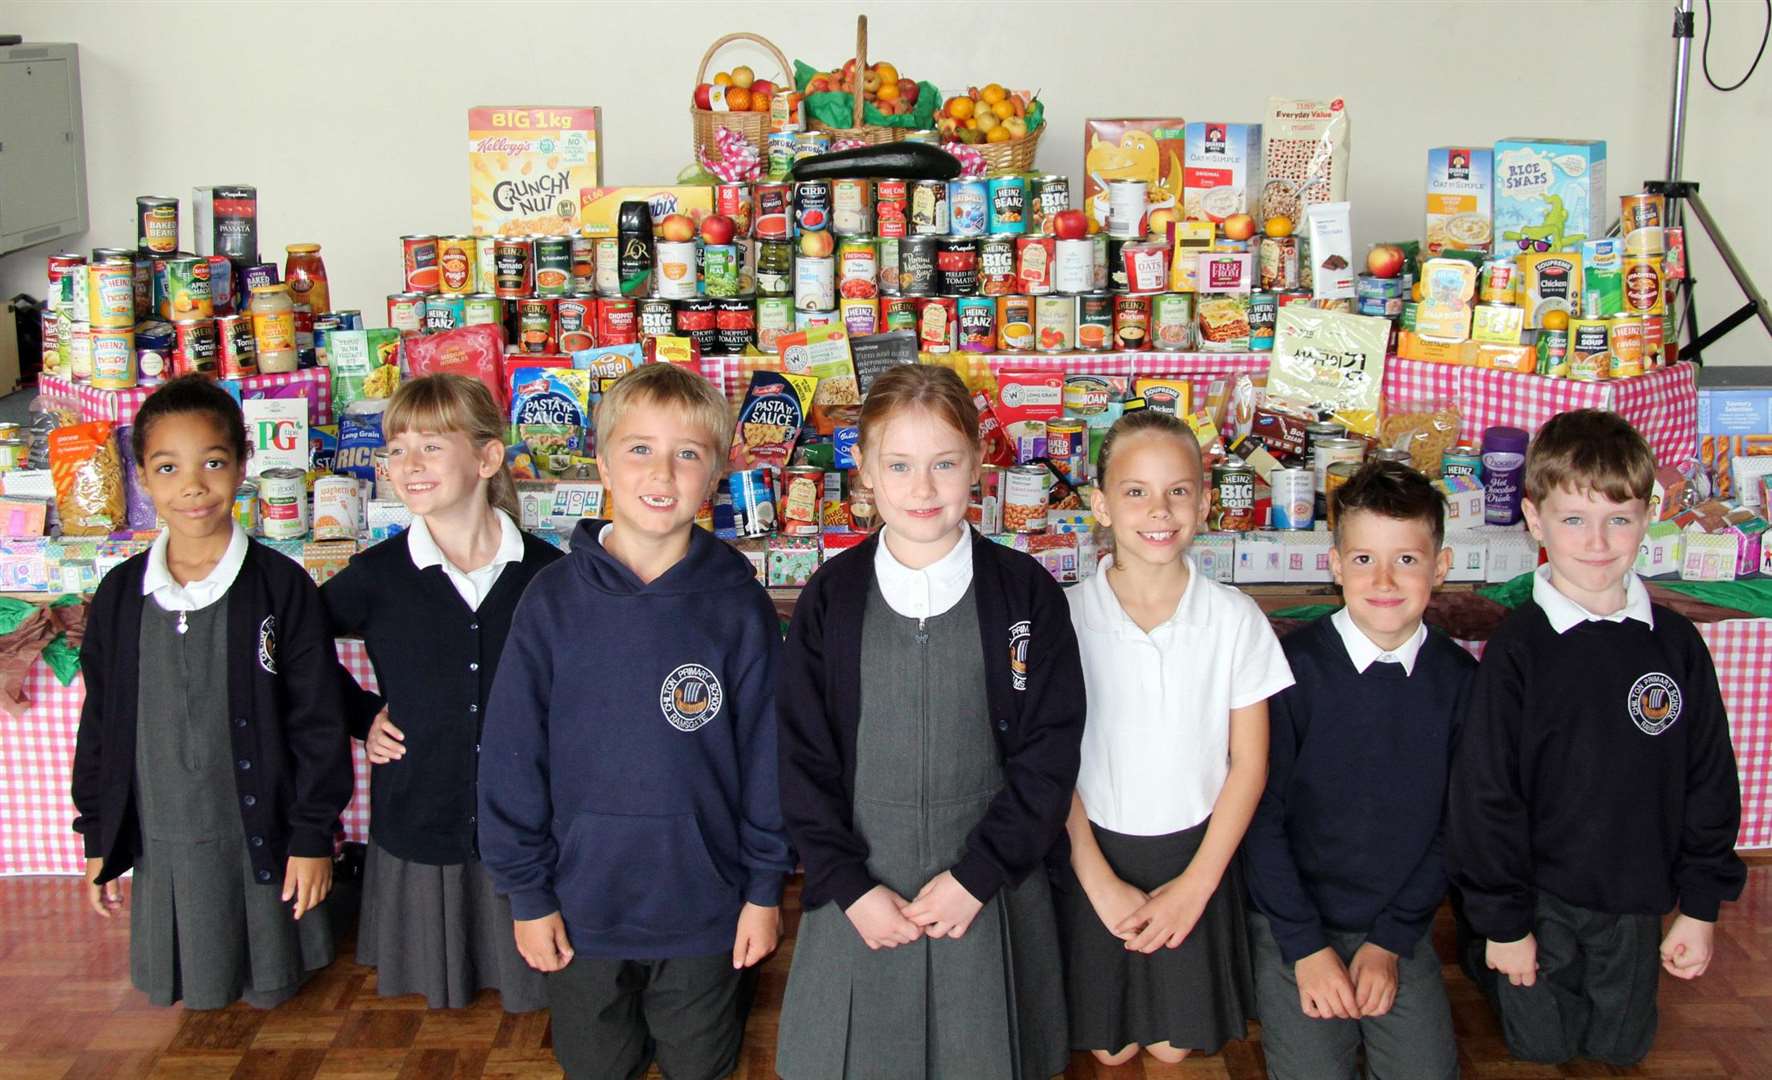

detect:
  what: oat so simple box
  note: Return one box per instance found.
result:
[1425,147,1493,256]
[1184,122,1263,223]
[469,106,603,237]
[1492,138,1606,256]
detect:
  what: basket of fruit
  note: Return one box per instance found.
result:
[936,86,1044,176]
[796,16,940,146]
[690,32,794,159]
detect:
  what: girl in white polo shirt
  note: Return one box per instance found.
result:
[1058,408,1294,1066]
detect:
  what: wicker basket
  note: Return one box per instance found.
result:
[689,32,793,160]
[973,120,1044,176]
[807,16,908,146]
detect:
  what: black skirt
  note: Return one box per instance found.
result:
[1054,817,1255,1054]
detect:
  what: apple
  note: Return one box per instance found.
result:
[1053,209,1089,240]
[809,76,829,93]
[700,214,737,246]
[1146,207,1178,238]
[799,230,835,258]
[863,70,882,94]
[658,214,697,243]
[841,59,857,83]
[751,79,775,102]
[1222,213,1257,241]
[1367,243,1407,278]
[730,65,755,90]
[898,78,918,105]
[693,83,713,110]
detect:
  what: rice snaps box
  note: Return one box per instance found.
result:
[1082,118,1186,230]
[1492,138,1606,256]
[1425,147,1494,256]
[469,106,603,236]
[1184,122,1263,223]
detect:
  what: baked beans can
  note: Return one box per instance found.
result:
[1210,461,1256,531]
[936,238,979,295]
[1622,255,1665,316]
[1249,292,1278,350]
[910,179,949,235]
[837,238,878,300]
[438,235,477,295]
[1113,293,1152,351]
[917,295,958,353]
[137,197,179,255]
[1074,292,1112,351]
[463,293,502,327]
[162,256,213,320]
[534,236,573,297]
[638,297,675,338]
[974,465,1005,533]
[312,474,363,542]
[957,295,997,352]
[1046,420,1088,484]
[517,297,557,354]
[556,295,595,353]
[701,244,741,298]
[978,236,1017,297]
[425,294,464,331]
[1258,234,1301,291]
[596,297,638,345]
[1270,467,1315,530]
[948,177,988,238]
[832,178,874,238]
[1004,465,1048,533]
[876,179,909,238]
[1152,292,1196,350]
[402,235,440,292]
[794,180,832,233]
[571,234,597,292]
[716,297,756,355]
[714,182,753,237]
[258,468,308,540]
[898,236,937,297]
[1016,234,1056,295]
[987,175,1028,235]
[730,468,776,538]
[794,130,831,160]
[91,328,137,389]
[387,292,426,333]
[883,295,919,333]
[753,183,792,240]
[476,235,499,295]
[1031,174,1070,235]
[172,316,218,376]
[1035,295,1076,352]
[781,466,824,536]
[88,260,137,328]
[493,238,533,299]
[997,295,1034,351]
[1568,318,1610,380]
[594,237,621,297]
[840,296,879,337]
[756,296,796,353]
[1054,239,1094,295]
[215,314,258,378]
[795,255,836,311]
[767,132,798,180]
[233,480,259,535]
[655,240,699,300]
[1608,315,1645,378]
[674,297,718,355]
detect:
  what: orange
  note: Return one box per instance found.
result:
[990,100,1014,120]
[877,81,900,102]
[945,96,975,120]
[986,126,1012,144]
[1543,309,1570,331]
[1264,215,1294,238]
[1412,280,1425,302]
[980,83,1007,105]
[724,87,751,111]
[713,72,733,87]
[873,61,899,86]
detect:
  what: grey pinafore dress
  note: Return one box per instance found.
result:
[776,583,1069,1080]
[129,597,333,1010]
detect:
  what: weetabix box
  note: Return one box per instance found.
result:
[1082,118,1186,230]
[1492,138,1606,256]
[577,186,715,237]
[1184,122,1263,223]
[469,106,603,236]
[1425,147,1493,256]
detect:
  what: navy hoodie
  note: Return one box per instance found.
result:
[478,519,794,959]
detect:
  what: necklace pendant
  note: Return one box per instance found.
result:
[176,611,189,635]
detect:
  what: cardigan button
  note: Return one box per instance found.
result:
[997,720,1008,732]
[469,662,479,672]
[468,703,479,714]
[237,759,251,771]
[256,869,272,883]
[469,623,479,631]
[233,716,247,729]
[242,794,256,807]
[250,835,264,848]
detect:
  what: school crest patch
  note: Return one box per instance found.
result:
[257,615,278,674]
[1627,672,1682,736]
[1009,620,1031,691]
[660,664,723,732]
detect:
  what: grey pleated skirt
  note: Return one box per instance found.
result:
[1054,817,1255,1054]
[356,839,546,1012]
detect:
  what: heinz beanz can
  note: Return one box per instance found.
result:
[988,176,1028,235]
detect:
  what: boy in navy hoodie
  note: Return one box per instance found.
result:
[480,364,794,1080]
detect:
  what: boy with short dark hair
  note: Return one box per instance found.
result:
[479,364,795,1079]
[1449,409,1745,1068]
[1245,461,1472,1080]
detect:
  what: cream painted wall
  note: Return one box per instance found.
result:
[3,0,1769,365]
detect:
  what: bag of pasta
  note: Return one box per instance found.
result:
[49,421,126,535]
[1379,397,1464,478]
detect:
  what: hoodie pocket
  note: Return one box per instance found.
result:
[554,811,738,935]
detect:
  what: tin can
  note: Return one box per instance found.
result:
[712,182,753,238]
[831,178,874,237]
[1535,327,1569,377]
[463,293,502,327]
[898,236,937,297]
[1373,448,1415,468]
[532,236,572,297]
[702,244,741,298]
[793,130,831,161]
[312,314,341,366]
[729,468,776,537]
[233,481,260,535]
[476,235,499,294]
[312,475,363,541]
[876,179,909,238]
[1608,315,1645,378]
[1313,436,1366,497]
[258,468,308,540]
[1122,243,1170,294]
[675,298,718,356]
[840,296,879,337]
[986,175,1028,235]
[438,235,478,295]
[935,238,979,295]
[910,179,949,235]
[1031,174,1070,235]
[756,296,796,353]
[402,235,440,292]
[781,466,824,536]
[387,292,426,333]
[795,255,836,312]
[794,180,832,233]
[91,328,136,389]
[1324,461,1362,528]
[511,297,551,354]
[39,309,59,375]
[1643,314,1666,368]
[555,295,595,353]
[48,252,86,309]
[1152,292,1195,350]
[653,240,698,300]
[1620,192,1667,256]
[1054,239,1093,295]
[1210,461,1257,531]
[1249,292,1278,351]
[67,321,93,381]
[1046,420,1088,484]
[1442,444,1483,482]
[756,239,794,296]
[997,295,1034,351]
[1112,294,1151,351]
[978,236,1017,297]
[593,237,621,297]
[1107,179,1148,239]
[425,294,465,332]
[1035,295,1076,353]
[162,256,213,320]
[837,238,878,300]
[957,295,997,353]
[883,295,919,333]
[1270,467,1315,529]
[215,314,258,378]
[1004,465,1048,533]
[974,465,1005,533]
[753,183,793,240]
[638,297,675,339]
[1480,259,1517,305]
[494,238,533,299]
[138,197,179,255]
[948,177,988,238]
[917,296,958,353]
[1016,234,1056,295]
[711,297,754,356]
[1075,292,1114,351]
[1623,255,1665,316]
[596,297,638,345]
[172,317,218,376]
[1568,319,1610,380]
[877,236,901,295]
[1258,235,1301,291]
[570,234,597,292]
[766,132,798,180]
[87,260,137,328]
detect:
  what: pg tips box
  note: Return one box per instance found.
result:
[1425,146,1493,255]
[1492,138,1605,256]
[469,106,603,236]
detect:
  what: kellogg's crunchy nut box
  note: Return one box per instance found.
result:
[1082,118,1184,230]
[469,106,603,236]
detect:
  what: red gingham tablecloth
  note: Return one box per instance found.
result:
[40,368,335,428]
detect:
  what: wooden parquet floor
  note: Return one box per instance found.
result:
[4,866,1772,1079]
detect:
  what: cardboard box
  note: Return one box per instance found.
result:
[1280,530,1334,583]
[1082,118,1186,230]
[1012,532,1080,584]
[1444,534,1488,582]
[1732,456,1772,509]
[1636,520,1684,577]
[1233,531,1285,583]
[1435,475,1486,531]
[1183,122,1262,223]
[1492,138,1607,256]
[1477,527,1541,582]
[1680,530,1738,581]
[469,106,602,236]
[1650,465,1694,520]
[1398,331,1480,366]
[767,535,819,587]
[243,397,308,476]
[577,186,714,238]
[1425,146,1494,256]
[1193,532,1237,582]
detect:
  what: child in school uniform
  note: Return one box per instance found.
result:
[776,364,1084,1080]
[479,363,793,1080]
[1057,408,1292,1066]
[73,375,353,1009]
[321,374,560,1011]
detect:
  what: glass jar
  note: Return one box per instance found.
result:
[283,243,330,314]
[250,284,298,373]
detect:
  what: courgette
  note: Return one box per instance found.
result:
[790,142,961,181]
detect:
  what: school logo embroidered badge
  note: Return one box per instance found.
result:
[660,664,724,732]
[1627,672,1682,736]
[257,616,277,675]
[1008,620,1031,691]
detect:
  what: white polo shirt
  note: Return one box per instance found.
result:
[1531,563,1655,633]
[407,509,525,611]
[1068,553,1295,836]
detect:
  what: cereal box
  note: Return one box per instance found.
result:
[1492,138,1606,256]
[1425,147,1493,256]
[579,186,715,238]
[994,370,1065,463]
[468,107,603,236]
[1260,97,1350,223]
[1082,118,1186,230]
[1183,122,1263,223]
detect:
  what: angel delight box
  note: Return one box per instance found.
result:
[1492,138,1605,256]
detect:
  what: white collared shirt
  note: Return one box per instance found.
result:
[1068,553,1296,836]
[873,527,974,620]
[406,510,525,611]
[142,521,248,612]
[1331,606,1429,675]
[1531,563,1655,634]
